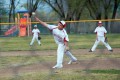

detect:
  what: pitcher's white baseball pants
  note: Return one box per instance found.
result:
[54,44,77,68]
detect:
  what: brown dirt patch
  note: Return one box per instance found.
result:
[0,48,120,77]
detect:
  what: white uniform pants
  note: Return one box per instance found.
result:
[30,35,41,45]
[56,44,77,67]
[56,44,65,67]
[65,50,77,61]
[91,36,112,51]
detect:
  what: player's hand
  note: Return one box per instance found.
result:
[65,46,69,51]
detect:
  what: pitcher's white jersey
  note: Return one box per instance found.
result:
[94,26,107,36]
[47,25,69,44]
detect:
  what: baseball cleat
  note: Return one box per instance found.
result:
[52,66,57,68]
[68,60,72,64]
[89,49,92,52]
[68,60,78,64]
[52,65,63,69]
[109,49,113,52]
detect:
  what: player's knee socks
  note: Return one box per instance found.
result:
[65,51,77,61]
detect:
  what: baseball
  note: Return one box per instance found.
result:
[32,12,36,15]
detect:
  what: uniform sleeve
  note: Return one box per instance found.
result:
[63,29,69,42]
[32,29,34,33]
[94,27,98,33]
[47,25,57,30]
[37,29,40,33]
[103,27,107,33]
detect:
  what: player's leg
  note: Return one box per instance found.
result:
[52,44,65,68]
[36,36,41,45]
[90,39,100,52]
[30,36,35,45]
[101,37,113,52]
[65,50,77,64]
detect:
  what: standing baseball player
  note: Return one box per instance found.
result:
[89,21,113,52]
[30,25,41,46]
[35,17,77,69]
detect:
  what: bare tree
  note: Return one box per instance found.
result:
[9,0,17,23]
[86,0,103,20]
[110,0,120,33]
[102,0,112,32]
[26,0,120,33]
[0,0,7,34]
[44,0,87,20]
[27,0,42,17]
[111,0,120,19]
[44,0,87,33]
[86,0,120,33]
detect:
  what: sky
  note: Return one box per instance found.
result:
[5,0,27,10]
[4,0,51,13]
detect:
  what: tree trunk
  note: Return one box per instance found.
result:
[110,0,119,33]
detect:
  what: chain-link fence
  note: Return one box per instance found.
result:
[0,19,120,37]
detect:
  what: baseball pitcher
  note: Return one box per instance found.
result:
[35,17,77,69]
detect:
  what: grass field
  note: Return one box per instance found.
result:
[0,34,120,80]
[0,34,120,51]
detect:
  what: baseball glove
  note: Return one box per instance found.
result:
[104,37,108,43]
[38,36,41,40]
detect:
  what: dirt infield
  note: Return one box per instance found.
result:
[0,48,120,77]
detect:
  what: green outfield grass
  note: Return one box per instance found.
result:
[0,69,119,80]
[0,34,120,51]
[0,34,119,80]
